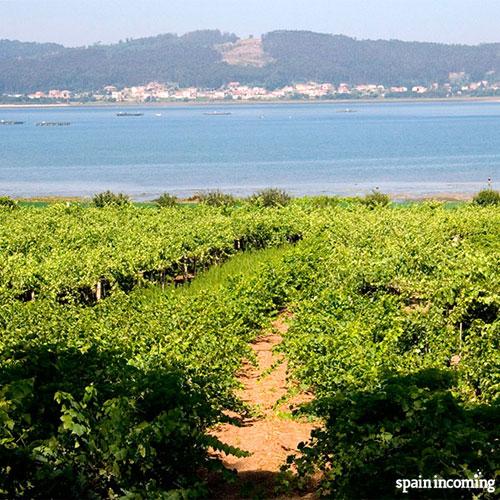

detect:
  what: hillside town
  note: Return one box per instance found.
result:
[2,74,500,104]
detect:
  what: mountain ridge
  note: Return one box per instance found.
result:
[1,29,499,92]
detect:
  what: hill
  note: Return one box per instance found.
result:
[0,39,64,62]
[0,29,499,92]
[261,31,500,87]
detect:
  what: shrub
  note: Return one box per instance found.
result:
[0,343,231,497]
[198,190,236,207]
[473,188,500,206]
[291,370,498,499]
[310,195,340,208]
[249,188,291,208]
[155,192,178,208]
[92,191,131,208]
[361,189,391,208]
[0,196,18,209]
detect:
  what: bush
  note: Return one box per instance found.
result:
[291,370,499,499]
[92,191,131,208]
[0,343,230,498]
[309,195,340,208]
[0,196,18,209]
[249,188,291,208]
[155,193,178,208]
[361,189,391,208]
[198,190,236,207]
[473,189,500,206]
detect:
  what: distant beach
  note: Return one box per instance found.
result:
[1,95,500,109]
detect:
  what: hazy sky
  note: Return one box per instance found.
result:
[1,0,499,46]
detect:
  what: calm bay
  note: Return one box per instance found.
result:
[1,100,499,199]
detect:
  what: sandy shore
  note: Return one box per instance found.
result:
[390,192,473,202]
[1,96,500,109]
[0,103,72,109]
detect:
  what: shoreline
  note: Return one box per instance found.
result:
[12,192,475,204]
[1,96,500,109]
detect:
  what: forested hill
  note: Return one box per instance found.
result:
[0,40,64,62]
[1,29,499,92]
[262,31,500,87]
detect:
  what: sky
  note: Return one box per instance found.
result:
[1,0,499,47]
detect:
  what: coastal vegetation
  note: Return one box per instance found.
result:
[249,188,291,208]
[0,196,18,209]
[91,190,131,208]
[473,188,500,206]
[360,188,391,208]
[154,192,178,208]
[0,197,498,498]
[197,190,237,207]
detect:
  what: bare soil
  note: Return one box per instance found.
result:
[209,315,318,499]
[217,38,274,68]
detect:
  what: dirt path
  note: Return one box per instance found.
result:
[210,315,317,499]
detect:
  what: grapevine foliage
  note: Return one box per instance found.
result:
[0,201,498,497]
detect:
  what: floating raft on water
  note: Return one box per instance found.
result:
[116,112,144,117]
[36,121,71,126]
[203,111,232,116]
[0,120,24,125]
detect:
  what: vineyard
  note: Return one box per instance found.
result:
[0,200,498,498]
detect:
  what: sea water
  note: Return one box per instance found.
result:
[1,101,499,199]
